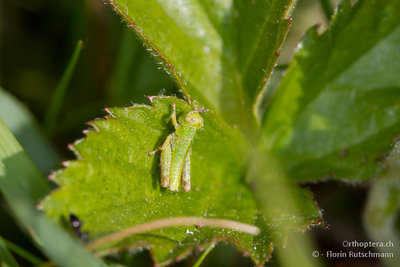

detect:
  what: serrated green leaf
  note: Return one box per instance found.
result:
[262,0,400,182]
[364,143,400,267]
[107,0,292,126]
[41,96,321,266]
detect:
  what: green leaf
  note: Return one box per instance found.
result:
[107,0,292,126]
[41,96,321,266]
[0,88,59,174]
[0,118,107,267]
[364,143,400,267]
[262,0,400,182]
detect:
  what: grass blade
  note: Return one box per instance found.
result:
[0,237,19,267]
[43,40,83,134]
[0,118,107,267]
[193,243,215,267]
[1,237,43,266]
[0,88,59,174]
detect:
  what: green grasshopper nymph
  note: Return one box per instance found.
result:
[149,102,208,192]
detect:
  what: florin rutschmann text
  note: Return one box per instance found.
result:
[326,250,393,258]
[312,240,395,259]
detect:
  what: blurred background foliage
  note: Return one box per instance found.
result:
[0,0,385,266]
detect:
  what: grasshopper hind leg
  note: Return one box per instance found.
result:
[149,134,173,188]
[181,148,192,192]
[159,135,173,188]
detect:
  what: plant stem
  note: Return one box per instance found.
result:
[87,217,260,251]
[193,242,215,267]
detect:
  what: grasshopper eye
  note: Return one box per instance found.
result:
[185,116,197,123]
[184,113,203,128]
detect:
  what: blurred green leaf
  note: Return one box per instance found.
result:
[107,0,292,127]
[0,118,107,267]
[0,237,19,267]
[41,97,321,266]
[275,231,323,267]
[0,88,58,174]
[262,0,400,182]
[364,143,400,267]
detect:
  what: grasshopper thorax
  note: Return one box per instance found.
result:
[179,111,203,129]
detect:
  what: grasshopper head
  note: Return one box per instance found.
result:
[180,111,204,129]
